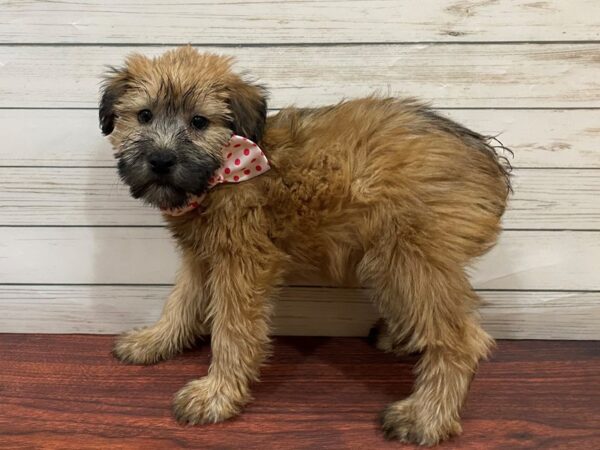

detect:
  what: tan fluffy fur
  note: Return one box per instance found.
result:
[102,47,510,445]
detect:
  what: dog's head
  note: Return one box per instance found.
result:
[99,46,267,209]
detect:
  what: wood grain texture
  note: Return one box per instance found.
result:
[1,167,597,228]
[0,335,598,449]
[502,169,600,229]
[1,285,598,339]
[3,109,599,168]
[0,228,598,290]
[2,44,600,108]
[1,0,599,44]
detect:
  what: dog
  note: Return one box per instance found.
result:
[99,46,510,445]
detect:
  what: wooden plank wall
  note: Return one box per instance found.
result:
[0,1,598,338]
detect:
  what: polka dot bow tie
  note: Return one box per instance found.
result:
[161,134,270,216]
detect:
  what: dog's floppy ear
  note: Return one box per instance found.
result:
[99,67,131,135]
[226,78,268,143]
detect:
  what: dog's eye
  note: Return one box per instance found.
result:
[137,109,153,124]
[191,115,209,130]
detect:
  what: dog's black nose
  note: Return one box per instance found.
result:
[148,151,176,174]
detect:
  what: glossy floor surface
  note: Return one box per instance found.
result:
[1,335,598,449]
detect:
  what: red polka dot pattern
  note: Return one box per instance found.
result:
[213,134,270,186]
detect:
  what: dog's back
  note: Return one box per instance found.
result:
[263,97,511,275]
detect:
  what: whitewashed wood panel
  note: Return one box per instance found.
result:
[0,228,598,290]
[2,109,599,168]
[502,169,600,230]
[0,168,152,226]
[1,1,598,44]
[1,44,599,108]
[1,168,598,229]
[478,290,600,340]
[0,285,597,339]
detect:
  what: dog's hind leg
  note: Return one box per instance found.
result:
[112,253,209,365]
[358,244,493,446]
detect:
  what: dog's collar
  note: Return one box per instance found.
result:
[160,134,270,217]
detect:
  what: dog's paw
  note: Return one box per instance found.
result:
[380,398,461,446]
[112,327,176,365]
[173,377,243,425]
[368,320,408,356]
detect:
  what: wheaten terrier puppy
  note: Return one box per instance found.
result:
[100,46,510,445]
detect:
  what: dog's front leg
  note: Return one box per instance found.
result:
[172,238,284,425]
[113,253,208,365]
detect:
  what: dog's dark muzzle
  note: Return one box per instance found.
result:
[116,149,221,209]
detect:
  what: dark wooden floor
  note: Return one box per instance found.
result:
[0,336,598,449]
